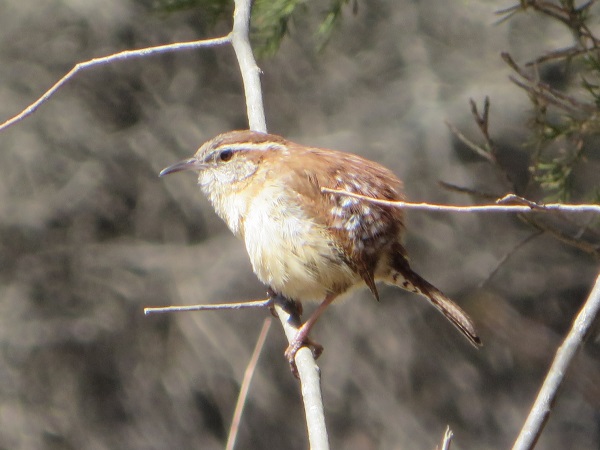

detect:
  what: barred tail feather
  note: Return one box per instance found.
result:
[390,262,481,347]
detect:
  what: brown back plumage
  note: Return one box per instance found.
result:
[279,140,405,300]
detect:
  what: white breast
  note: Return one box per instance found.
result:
[243,184,359,302]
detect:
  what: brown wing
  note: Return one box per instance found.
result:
[282,143,405,300]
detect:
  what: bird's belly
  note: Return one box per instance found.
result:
[243,196,359,302]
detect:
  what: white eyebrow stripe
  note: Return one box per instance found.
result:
[216,142,287,152]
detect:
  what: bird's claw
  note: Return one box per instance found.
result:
[285,336,324,378]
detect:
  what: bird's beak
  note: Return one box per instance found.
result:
[159,158,204,177]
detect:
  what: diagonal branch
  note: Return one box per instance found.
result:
[0,35,232,132]
[501,52,597,115]
[512,272,600,450]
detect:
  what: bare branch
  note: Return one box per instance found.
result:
[494,3,523,25]
[447,97,515,192]
[226,318,272,450]
[321,188,600,214]
[144,298,272,315]
[512,272,600,450]
[502,52,597,114]
[525,45,593,66]
[0,35,232,132]
[271,294,330,450]
[508,76,585,114]
[230,0,328,447]
[231,0,267,132]
[470,97,490,140]
[444,120,495,163]
[499,0,599,46]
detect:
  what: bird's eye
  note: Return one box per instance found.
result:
[219,149,233,162]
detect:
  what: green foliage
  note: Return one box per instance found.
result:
[250,0,357,56]
[534,157,575,202]
[147,0,355,56]
[251,0,306,56]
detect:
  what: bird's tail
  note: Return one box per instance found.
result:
[389,253,481,347]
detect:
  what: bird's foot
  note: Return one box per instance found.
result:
[284,330,323,378]
[266,290,303,318]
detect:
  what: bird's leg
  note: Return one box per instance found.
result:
[284,293,336,373]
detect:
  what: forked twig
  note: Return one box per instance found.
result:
[0,36,232,132]
[447,97,515,191]
[444,120,494,163]
[470,97,491,146]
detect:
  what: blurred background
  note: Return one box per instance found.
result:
[0,0,599,448]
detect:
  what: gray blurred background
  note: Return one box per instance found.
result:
[0,1,599,449]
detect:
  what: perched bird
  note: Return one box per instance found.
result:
[160,130,481,368]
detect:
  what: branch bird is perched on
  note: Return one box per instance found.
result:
[161,130,481,370]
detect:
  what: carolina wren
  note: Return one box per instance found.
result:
[161,130,481,367]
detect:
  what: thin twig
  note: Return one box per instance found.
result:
[438,181,501,201]
[502,52,596,114]
[467,97,515,190]
[525,45,593,66]
[321,188,600,214]
[226,318,272,450]
[512,272,600,450]
[508,0,599,45]
[494,3,523,25]
[519,214,600,258]
[508,76,584,114]
[470,97,490,143]
[444,120,494,163]
[143,298,272,315]
[0,35,232,132]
